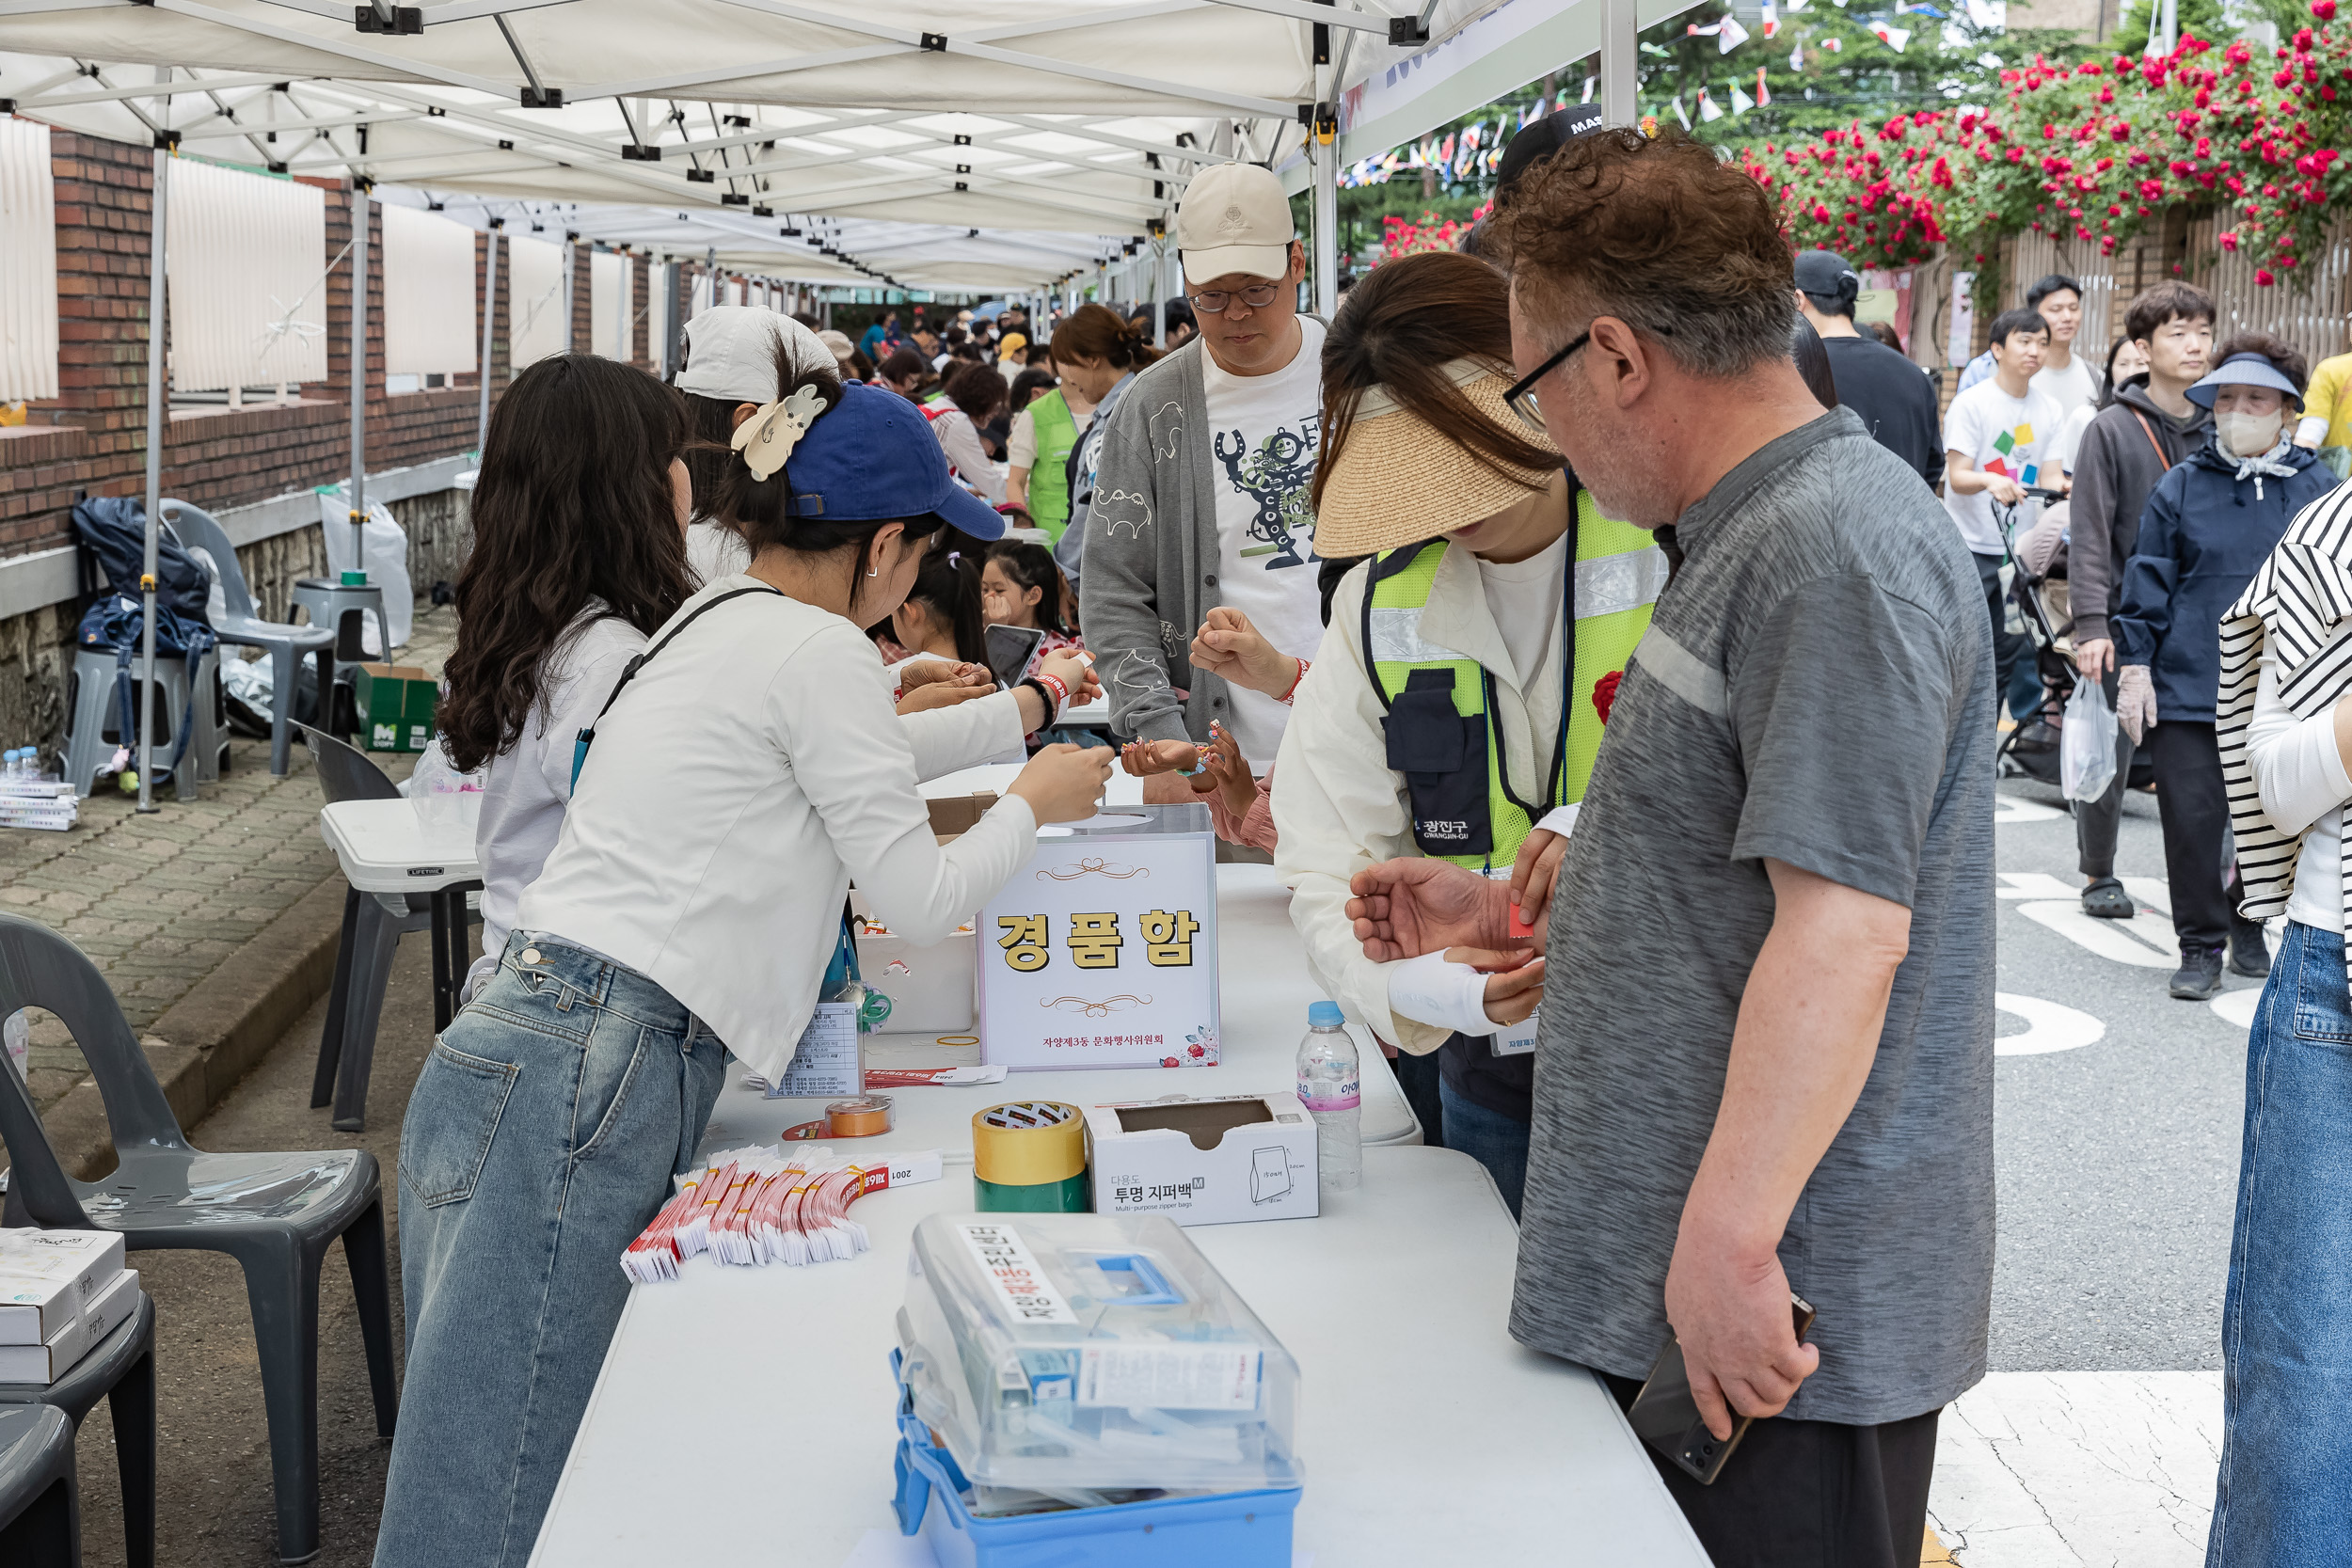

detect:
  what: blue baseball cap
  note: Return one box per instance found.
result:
[2187,352,2304,410]
[784,381,1006,541]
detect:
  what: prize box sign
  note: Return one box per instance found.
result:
[977,802,1220,1071]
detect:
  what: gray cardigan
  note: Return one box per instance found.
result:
[1076,340,1232,746]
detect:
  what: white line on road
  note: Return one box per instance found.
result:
[1994,992,2106,1055]
[2015,900,2181,968]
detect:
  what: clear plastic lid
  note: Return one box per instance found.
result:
[898,1212,1302,1494]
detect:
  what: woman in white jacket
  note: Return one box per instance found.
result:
[1267,251,1662,1216]
[373,360,1111,1568]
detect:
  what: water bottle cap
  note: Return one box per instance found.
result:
[1308,1001,1344,1028]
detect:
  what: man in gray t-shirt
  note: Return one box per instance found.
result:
[1352,131,1994,1564]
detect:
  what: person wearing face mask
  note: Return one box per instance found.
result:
[2113,335,2341,999]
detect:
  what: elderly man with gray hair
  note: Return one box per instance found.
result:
[1344,128,1995,1566]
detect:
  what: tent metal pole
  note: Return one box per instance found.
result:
[1603,0,1639,127]
[136,141,171,815]
[476,221,499,451]
[349,182,369,577]
[1311,135,1338,319]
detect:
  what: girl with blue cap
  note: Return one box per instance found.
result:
[2113,332,2340,1000]
[373,345,1113,1568]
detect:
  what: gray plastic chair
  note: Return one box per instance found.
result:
[159,500,337,779]
[0,1403,78,1565]
[0,1289,155,1568]
[0,914,395,1564]
[298,723,477,1132]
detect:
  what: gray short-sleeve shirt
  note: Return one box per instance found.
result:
[1512,406,1995,1426]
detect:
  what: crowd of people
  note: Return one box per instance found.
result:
[359,106,2352,1568]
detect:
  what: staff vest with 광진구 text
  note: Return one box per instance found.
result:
[1362,489,1665,869]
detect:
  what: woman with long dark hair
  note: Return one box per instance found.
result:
[438,353,696,1003]
[375,349,1109,1568]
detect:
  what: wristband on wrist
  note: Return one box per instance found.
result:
[1019,676,1061,723]
[1278,657,1310,705]
[1034,670,1069,712]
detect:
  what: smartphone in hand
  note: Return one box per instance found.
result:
[1626,1294,1816,1486]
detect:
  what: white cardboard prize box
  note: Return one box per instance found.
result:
[0,1228,127,1345]
[1084,1092,1320,1226]
[0,1266,140,1384]
[976,802,1220,1071]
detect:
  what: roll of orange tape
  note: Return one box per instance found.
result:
[825,1095,894,1137]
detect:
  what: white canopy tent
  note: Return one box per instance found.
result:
[0,0,1665,812]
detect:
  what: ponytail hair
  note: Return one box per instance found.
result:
[904,541,990,664]
[1050,302,1163,371]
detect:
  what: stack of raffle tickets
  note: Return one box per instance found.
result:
[618,1144,942,1284]
[893,1212,1303,1565]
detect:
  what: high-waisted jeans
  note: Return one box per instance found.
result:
[2207,920,2352,1567]
[373,933,726,1568]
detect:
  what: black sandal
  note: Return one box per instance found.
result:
[2081,878,2136,919]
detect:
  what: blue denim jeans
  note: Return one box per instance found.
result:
[2208,920,2352,1568]
[1438,1078,1528,1222]
[374,934,727,1568]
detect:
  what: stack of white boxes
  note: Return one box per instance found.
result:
[0,1229,139,1384]
[0,767,76,832]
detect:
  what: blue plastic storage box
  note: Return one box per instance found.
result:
[891,1359,1301,1568]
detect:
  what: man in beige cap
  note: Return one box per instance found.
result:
[1080,160,1327,773]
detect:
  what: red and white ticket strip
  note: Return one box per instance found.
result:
[621,1145,943,1284]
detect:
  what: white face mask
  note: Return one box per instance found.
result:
[2217,408,2286,458]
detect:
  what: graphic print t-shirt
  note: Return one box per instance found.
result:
[1201,315,1327,768]
[1939,379,2065,555]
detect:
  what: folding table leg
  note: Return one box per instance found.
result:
[429,891,454,1035]
[310,887,362,1110]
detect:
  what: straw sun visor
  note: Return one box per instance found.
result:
[1313,357,1564,560]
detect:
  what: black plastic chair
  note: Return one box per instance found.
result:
[0,1288,155,1568]
[0,914,395,1564]
[298,724,479,1132]
[0,1401,79,1565]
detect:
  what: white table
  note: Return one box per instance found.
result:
[1059,693,1114,731]
[317,795,485,1030]
[702,862,1422,1156]
[532,1146,1711,1567]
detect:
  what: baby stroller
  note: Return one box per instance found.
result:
[1994,493,2153,795]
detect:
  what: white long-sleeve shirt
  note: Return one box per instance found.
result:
[2246,651,2352,931]
[517,576,1039,1077]
[1271,542,1569,1055]
[930,406,1006,505]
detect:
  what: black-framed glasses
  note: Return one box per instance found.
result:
[1188,282,1282,314]
[1502,318,1671,429]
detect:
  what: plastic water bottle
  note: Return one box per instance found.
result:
[1296,1001,1361,1194]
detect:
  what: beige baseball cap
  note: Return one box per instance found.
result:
[1178,162,1297,288]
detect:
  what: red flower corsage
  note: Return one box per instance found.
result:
[1593,670,1625,725]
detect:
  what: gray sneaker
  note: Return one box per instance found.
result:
[2169,943,2227,1000]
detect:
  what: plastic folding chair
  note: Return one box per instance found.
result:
[158,501,336,779]
[297,725,478,1132]
[0,1290,156,1568]
[0,915,396,1564]
[0,1403,78,1566]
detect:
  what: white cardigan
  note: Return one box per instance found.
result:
[517,576,1040,1078]
[2245,654,2352,931]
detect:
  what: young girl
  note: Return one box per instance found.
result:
[980,539,1083,657]
[890,544,990,671]
[375,367,1111,1568]
[437,354,696,1004]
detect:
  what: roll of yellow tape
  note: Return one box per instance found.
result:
[971,1101,1087,1186]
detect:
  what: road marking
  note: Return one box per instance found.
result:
[1995,795,2067,824]
[1994,992,2105,1055]
[1996,871,2080,899]
[2212,989,2262,1030]
[1928,1370,2220,1567]
[2014,901,2180,968]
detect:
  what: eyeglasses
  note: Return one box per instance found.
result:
[1502,330,1590,430]
[1188,282,1282,314]
[1502,318,1671,429]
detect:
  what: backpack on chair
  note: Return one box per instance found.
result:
[70,498,218,787]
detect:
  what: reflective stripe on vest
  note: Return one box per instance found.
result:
[1027,389,1080,540]
[1364,490,1666,869]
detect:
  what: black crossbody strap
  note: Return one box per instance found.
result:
[572,585,785,788]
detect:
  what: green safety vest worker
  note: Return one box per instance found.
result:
[1025,388,1080,542]
[1361,485,1664,871]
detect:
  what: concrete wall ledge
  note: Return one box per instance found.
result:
[0,451,476,623]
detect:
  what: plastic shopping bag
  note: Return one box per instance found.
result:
[2060,678,2118,802]
[314,490,416,652]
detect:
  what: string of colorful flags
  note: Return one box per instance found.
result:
[1339,0,2006,186]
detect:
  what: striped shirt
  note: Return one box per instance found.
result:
[2217,483,2352,975]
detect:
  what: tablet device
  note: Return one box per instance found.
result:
[984,624,1045,688]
